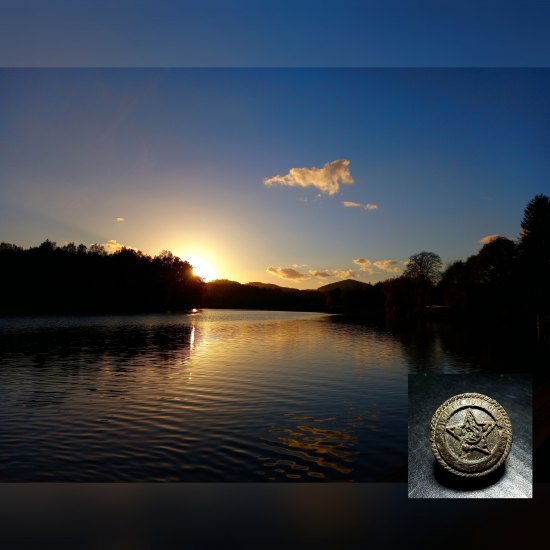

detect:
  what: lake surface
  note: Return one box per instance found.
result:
[0,309,536,482]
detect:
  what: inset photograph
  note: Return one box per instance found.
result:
[408,373,532,498]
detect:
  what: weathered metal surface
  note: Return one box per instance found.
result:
[431,393,512,477]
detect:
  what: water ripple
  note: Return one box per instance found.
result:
[0,310,408,481]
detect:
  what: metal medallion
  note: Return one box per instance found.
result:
[431,393,512,478]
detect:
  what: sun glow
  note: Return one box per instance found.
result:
[187,255,217,282]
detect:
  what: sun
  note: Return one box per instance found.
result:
[187,255,217,282]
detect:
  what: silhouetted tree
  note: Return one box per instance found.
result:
[381,277,420,319]
[439,260,471,311]
[439,238,520,316]
[403,251,442,284]
[89,243,107,255]
[61,242,78,254]
[521,194,550,249]
[474,237,517,285]
[392,251,443,313]
[38,239,57,251]
[0,242,22,252]
[519,194,550,338]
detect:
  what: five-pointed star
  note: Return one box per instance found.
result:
[445,408,496,456]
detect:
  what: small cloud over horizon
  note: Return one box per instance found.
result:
[267,265,359,282]
[353,258,373,274]
[342,201,378,210]
[116,217,125,222]
[354,257,403,275]
[333,269,358,279]
[479,234,500,245]
[101,239,138,254]
[264,159,354,196]
[373,259,402,273]
[268,258,406,285]
[266,266,310,281]
[309,270,331,278]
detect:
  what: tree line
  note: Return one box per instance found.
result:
[0,241,204,314]
[1,194,548,337]
[381,194,550,337]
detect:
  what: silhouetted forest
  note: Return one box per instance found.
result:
[0,242,204,314]
[205,194,550,341]
[380,195,549,334]
[1,194,549,341]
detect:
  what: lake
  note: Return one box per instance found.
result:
[0,309,535,482]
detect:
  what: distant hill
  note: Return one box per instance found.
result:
[208,279,241,285]
[203,277,382,315]
[209,278,374,293]
[203,279,323,311]
[317,279,372,292]
[247,281,298,292]
[209,280,299,293]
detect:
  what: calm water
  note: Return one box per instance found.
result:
[0,309,530,482]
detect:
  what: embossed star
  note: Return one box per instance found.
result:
[446,408,496,456]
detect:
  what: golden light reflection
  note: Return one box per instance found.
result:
[189,324,195,351]
[260,413,360,480]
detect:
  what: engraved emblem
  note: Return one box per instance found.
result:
[431,393,512,477]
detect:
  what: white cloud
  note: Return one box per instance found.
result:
[333,269,358,279]
[102,239,138,254]
[267,266,310,281]
[353,258,374,274]
[116,217,125,222]
[373,260,402,273]
[479,234,499,245]
[264,159,354,196]
[342,201,378,210]
[309,270,331,278]
[266,265,359,282]
[354,258,402,274]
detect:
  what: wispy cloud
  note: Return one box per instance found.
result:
[116,217,125,222]
[266,265,358,282]
[342,201,378,210]
[266,266,310,281]
[353,258,373,274]
[373,260,402,273]
[264,159,354,196]
[269,258,403,283]
[479,234,499,245]
[333,269,358,279]
[354,258,402,275]
[309,270,331,278]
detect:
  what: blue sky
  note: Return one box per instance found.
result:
[1,1,550,67]
[1,68,548,287]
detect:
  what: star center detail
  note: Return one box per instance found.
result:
[445,408,496,457]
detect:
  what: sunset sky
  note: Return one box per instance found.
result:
[1,68,549,288]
